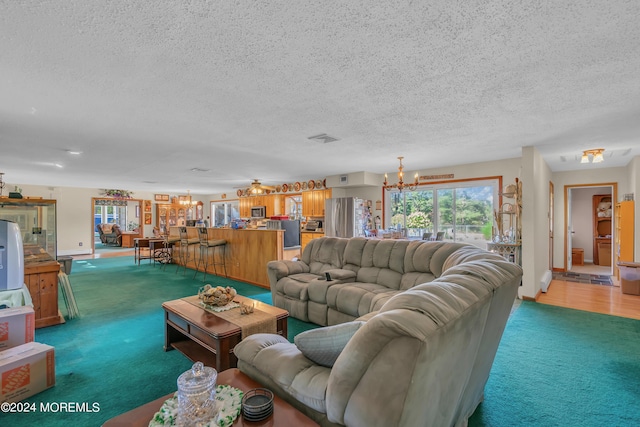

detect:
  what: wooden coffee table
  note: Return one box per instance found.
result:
[102,368,319,426]
[163,295,288,371]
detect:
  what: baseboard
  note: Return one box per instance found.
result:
[522,288,543,301]
[58,249,92,256]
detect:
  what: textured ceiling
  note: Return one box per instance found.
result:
[1,1,639,195]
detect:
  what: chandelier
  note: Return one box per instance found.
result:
[180,190,194,207]
[581,148,604,164]
[383,156,420,192]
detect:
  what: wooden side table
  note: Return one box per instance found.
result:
[121,232,140,248]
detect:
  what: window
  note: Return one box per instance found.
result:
[386,178,499,248]
[211,201,239,227]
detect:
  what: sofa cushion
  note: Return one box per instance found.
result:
[303,237,348,275]
[294,321,364,367]
[327,283,398,318]
[275,273,320,301]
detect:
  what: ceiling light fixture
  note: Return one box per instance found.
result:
[180,190,193,207]
[581,148,605,164]
[383,156,420,192]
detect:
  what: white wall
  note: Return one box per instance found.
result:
[520,146,553,299]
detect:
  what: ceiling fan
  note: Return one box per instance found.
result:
[235,179,275,196]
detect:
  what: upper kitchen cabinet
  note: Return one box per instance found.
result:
[238,194,282,218]
[303,189,332,217]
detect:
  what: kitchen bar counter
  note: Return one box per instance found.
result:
[169,226,285,288]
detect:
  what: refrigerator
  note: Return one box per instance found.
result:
[325,198,369,238]
[266,219,301,248]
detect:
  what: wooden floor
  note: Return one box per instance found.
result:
[74,248,135,260]
[537,279,640,320]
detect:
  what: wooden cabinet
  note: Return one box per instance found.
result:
[302,189,331,217]
[301,231,323,252]
[238,194,282,218]
[593,194,613,265]
[156,202,203,233]
[156,204,178,234]
[615,200,634,278]
[239,198,252,219]
[25,261,62,328]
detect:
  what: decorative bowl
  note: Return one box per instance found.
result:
[198,285,237,306]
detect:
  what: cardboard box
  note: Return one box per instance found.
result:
[0,342,55,403]
[619,262,640,296]
[0,306,35,351]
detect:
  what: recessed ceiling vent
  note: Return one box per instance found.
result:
[308,134,339,144]
[191,167,210,172]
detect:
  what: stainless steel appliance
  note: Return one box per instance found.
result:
[325,198,369,238]
[250,206,266,218]
[266,219,301,248]
[0,219,24,290]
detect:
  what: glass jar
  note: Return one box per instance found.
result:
[176,361,218,426]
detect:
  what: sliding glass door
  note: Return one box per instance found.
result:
[386,179,497,248]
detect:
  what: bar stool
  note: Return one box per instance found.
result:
[176,227,199,275]
[160,233,180,270]
[194,227,227,282]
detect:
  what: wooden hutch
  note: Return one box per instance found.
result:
[592,194,612,266]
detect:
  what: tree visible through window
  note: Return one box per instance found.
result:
[387,179,498,248]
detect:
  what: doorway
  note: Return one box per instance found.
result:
[91,198,142,252]
[564,183,616,277]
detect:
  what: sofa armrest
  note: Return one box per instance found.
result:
[234,333,291,364]
[267,260,310,281]
[235,333,331,414]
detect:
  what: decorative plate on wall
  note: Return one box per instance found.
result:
[294,182,301,191]
[322,179,326,189]
[308,180,315,190]
[316,180,322,189]
[276,185,281,193]
[237,189,243,197]
[301,181,308,190]
[282,184,288,193]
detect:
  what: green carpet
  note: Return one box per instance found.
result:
[4,257,316,426]
[3,258,639,426]
[469,302,640,426]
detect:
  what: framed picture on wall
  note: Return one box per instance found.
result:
[144,200,152,212]
[144,213,152,225]
[154,194,169,202]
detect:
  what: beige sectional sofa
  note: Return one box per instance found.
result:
[235,236,522,426]
[268,236,499,325]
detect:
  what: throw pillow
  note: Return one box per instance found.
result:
[294,321,364,367]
